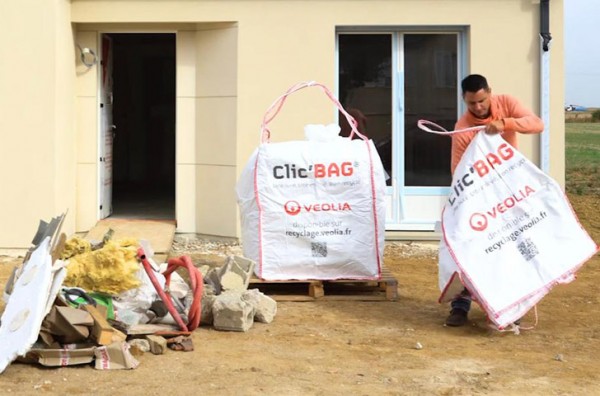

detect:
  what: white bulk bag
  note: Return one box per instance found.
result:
[418,120,599,329]
[236,82,386,281]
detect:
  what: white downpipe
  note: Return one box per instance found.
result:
[540,37,551,173]
[539,0,551,174]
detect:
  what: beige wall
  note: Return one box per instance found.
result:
[0,0,564,247]
[0,0,75,248]
[70,0,564,172]
[175,25,238,236]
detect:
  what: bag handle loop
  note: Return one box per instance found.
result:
[260,81,367,143]
[417,119,485,135]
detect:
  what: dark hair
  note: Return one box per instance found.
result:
[461,74,489,95]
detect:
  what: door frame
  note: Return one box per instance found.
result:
[96,29,178,220]
[98,33,113,219]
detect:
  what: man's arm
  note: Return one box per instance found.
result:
[497,95,544,134]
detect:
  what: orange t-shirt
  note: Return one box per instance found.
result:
[451,94,544,174]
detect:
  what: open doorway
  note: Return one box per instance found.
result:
[106,33,176,220]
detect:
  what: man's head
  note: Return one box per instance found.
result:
[461,74,491,119]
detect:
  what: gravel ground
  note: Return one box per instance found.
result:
[170,234,438,260]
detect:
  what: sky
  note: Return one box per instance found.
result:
[564,0,600,107]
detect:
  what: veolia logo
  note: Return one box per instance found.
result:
[469,213,489,231]
[284,200,302,216]
[284,200,352,216]
[468,185,535,232]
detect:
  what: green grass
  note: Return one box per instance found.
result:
[565,123,600,195]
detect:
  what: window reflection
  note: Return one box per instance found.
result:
[338,34,393,185]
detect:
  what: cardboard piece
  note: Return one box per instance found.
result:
[38,329,56,347]
[43,306,94,344]
[111,329,128,343]
[94,342,140,370]
[51,233,67,264]
[126,323,179,336]
[81,305,114,345]
[24,343,97,367]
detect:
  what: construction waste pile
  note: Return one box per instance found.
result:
[0,214,277,374]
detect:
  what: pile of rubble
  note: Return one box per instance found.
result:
[0,214,277,374]
[200,255,277,332]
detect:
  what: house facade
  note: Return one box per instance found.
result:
[0,0,564,248]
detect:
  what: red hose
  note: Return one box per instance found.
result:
[164,256,203,331]
[137,248,203,332]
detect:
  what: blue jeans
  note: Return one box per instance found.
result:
[451,288,471,312]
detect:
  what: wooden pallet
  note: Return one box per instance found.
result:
[248,268,398,301]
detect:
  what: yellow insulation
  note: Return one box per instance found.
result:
[63,238,141,295]
[60,236,92,260]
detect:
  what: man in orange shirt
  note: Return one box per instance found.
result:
[445,74,544,327]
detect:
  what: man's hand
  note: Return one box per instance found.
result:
[485,119,505,134]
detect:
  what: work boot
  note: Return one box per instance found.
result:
[445,308,468,327]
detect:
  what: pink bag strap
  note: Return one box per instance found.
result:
[260,81,368,143]
[417,119,485,135]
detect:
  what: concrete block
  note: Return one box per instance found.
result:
[242,289,277,324]
[212,292,255,332]
[230,255,255,289]
[146,335,167,355]
[218,255,255,292]
[220,272,244,291]
[200,293,216,325]
[128,338,150,353]
[204,267,222,295]
[203,283,216,296]
[203,255,255,295]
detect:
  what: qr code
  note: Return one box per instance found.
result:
[311,242,328,257]
[517,238,539,261]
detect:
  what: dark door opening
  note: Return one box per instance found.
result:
[109,33,176,220]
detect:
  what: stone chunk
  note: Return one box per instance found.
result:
[212,292,255,332]
[146,335,167,355]
[210,255,256,293]
[128,338,150,354]
[200,293,216,326]
[227,255,255,290]
[242,289,277,323]
[220,272,244,291]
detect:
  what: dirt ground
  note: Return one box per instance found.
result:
[0,194,599,395]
